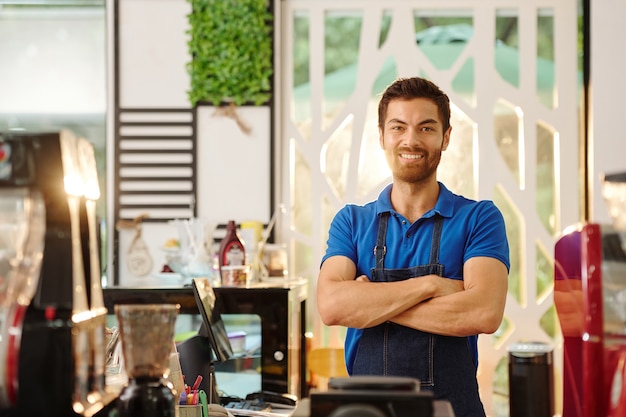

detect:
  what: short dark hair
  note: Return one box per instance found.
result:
[377,77,451,132]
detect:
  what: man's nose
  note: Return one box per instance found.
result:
[404,128,422,144]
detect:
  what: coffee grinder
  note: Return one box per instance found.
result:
[0,130,112,417]
[554,171,626,417]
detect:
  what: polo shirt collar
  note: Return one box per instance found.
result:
[375,182,455,219]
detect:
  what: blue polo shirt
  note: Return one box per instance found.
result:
[321,182,510,374]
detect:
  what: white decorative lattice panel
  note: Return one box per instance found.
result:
[279,1,578,415]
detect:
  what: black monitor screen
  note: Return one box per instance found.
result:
[191,277,234,362]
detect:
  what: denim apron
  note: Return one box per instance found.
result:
[351,212,485,417]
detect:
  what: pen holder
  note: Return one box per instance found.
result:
[178,405,202,417]
[178,389,208,417]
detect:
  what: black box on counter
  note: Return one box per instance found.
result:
[310,376,434,417]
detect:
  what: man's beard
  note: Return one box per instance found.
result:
[394,148,442,184]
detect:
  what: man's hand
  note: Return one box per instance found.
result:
[429,275,465,297]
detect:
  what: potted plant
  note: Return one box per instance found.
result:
[186,0,273,132]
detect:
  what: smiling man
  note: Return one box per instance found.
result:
[317,77,510,417]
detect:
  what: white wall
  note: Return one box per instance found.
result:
[110,0,272,285]
[118,0,190,108]
[0,7,106,115]
[590,1,626,224]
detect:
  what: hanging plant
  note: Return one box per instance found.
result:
[186,0,274,108]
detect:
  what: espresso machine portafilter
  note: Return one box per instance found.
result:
[0,130,112,417]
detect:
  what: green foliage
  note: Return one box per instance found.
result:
[186,0,273,107]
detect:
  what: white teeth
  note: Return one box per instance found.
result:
[401,154,423,159]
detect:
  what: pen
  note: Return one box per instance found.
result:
[191,375,203,392]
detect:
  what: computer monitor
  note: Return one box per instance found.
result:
[191,277,234,362]
[177,277,234,403]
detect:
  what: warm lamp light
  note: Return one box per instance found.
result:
[59,130,85,197]
[78,136,100,201]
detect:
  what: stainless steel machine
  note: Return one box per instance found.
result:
[554,171,626,417]
[0,130,112,417]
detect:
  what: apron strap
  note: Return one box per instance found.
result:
[429,215,444,264]
[373,212,389,270]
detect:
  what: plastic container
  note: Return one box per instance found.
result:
[221,265,250,287]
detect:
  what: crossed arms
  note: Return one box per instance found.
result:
[316,255,508,337]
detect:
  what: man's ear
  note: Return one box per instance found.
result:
[379,127,384,148]
[442,126,452,151]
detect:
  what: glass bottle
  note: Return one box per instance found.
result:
[218,220,245,269]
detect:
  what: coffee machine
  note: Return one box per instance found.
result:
[0,130,112,417]
[554,171,626,417]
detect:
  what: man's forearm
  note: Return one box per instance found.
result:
[390,288,505,336]
[318,277,437,329]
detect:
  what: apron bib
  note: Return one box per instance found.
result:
[351,212,485,417]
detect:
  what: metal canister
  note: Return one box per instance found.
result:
[508,341,554,417]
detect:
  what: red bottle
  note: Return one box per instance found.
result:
[218,220,246,270]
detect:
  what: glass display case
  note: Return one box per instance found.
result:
[102,281,307,399]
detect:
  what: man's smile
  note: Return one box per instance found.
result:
[400,153,424,160]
